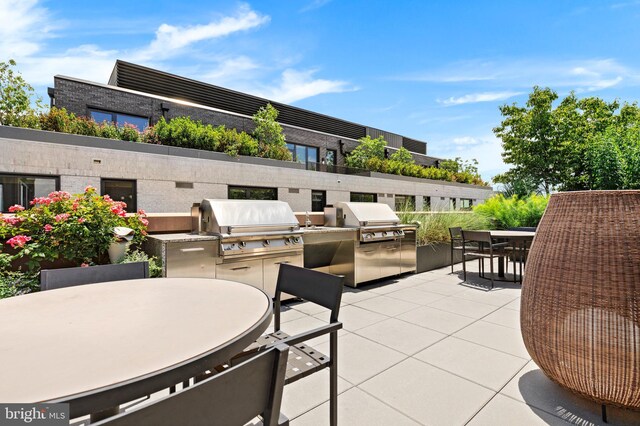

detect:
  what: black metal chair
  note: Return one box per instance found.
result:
[94,344,290,426]
[461,230,509,289]
[40,262,149,291]
[449,227,464,273]
[232,264,344,426]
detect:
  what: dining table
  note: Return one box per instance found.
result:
[487,230,536,280]
[0,278,272,420]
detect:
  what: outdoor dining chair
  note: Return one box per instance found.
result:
[461,230,508,289]
[93,344,290,426]
[40,262,149,291]
[448,227,484,274]
[231,264,344,426]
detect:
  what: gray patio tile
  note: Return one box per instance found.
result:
[353,295,420,317]
[317,304,387,332]
[363,280,405,295]
[279,307,309,323]
[340,289,378,305]
[415,336,528,391]
[313,333,406,385]
[385,287,448,305]
[291,301,330,316]
[279,315,328,336]
[454,287,521,307]
[411,281,468,297]
[467,394,570,426]
[482,307,521,329]
[423,273,465,286]
[453,320,530,359]
[427,296,498,319]
[281,369,352,420]
[505,297,522,311]
[396,305,477,334]
[354,317,446,355]
[500,361,640,426]
[291,387,420,426]
[359,357,494,425]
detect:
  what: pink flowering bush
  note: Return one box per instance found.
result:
[0,186,148,272]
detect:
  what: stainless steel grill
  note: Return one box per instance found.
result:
[198,199,303,297]
[334,202,416,285]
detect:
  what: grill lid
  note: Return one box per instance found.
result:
[335,202,400,227]
[200,199,300,235]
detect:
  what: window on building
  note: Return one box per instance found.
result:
[325,149,336,166]
[0,174,59,212]
[101,179,137,212]
[90,109,149,131]
[395,195,415,211]
[423,196,431,211]
[450,198,457,210]
[286,143,319,169]
[228,186,277,200]
[460,198,473,210]
[350,192,377,203]
[311,190,326,212]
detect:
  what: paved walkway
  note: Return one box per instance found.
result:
[277,262,640,426]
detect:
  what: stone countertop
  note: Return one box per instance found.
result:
[147,233,219,243]
[301,226,358,234]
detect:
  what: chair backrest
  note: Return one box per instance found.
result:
[40,261,149,291]
[461,230,493,245]
[449,227,463,241]
[275,264,344,323]
[94,344,289,426]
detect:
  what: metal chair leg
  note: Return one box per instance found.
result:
[330,332,338,426]
[450,243,454,274]
[489,255,494,289]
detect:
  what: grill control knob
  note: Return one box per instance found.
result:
[284,238,291,245]
[238,241,246,248]
[263,239,270,246]
[292,237,300,244]
[364,233,373,239]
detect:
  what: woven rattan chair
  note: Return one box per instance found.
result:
[232,264,344,426]
[94,344,290,426]
[461,230,508,289]
[521,190,640,417]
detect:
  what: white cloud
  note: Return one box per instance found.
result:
[397,58,635,94]
[0,0,54,58]
[430,134,505,182]
[136,4,270,60]
[300,0,333,12]
[439,91,523,106]
[199,56,261,83]
[254,69,356,104]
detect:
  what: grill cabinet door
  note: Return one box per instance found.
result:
[380,241,401,278]
[166,241,217,278]
[355,243,381,283]
[263,253,303,299]
[215,258,264,290]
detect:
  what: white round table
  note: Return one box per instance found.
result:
[0,278,272,418]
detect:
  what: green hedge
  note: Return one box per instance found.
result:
[473,194,549,229]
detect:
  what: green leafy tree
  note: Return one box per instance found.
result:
[252,103,291,160]
[0,59,43,127]
[494,86,640,192]
[345,135,387,169]
[389,146,415,164]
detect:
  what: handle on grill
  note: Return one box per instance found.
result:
[180,247,206,253]
[275,261,291,265]
[230,266,251,271]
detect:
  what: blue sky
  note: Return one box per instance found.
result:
[2,0,640,182]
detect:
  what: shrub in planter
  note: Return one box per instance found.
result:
[473,194,548,229]
[0,186,149,272]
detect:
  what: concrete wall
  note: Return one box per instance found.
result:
[0,127,493,213]
[53,77,439,168]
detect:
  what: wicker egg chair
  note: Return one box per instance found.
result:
[521,190,640,412]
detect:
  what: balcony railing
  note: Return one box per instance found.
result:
[304,162,371,176]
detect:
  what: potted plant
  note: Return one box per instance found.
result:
[0,186,150,297]
[397,209,489,273]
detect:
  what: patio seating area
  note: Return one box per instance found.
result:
[269,260,640,426]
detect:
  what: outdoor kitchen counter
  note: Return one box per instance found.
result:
[146,233,219,243]
[301,226,358,235]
